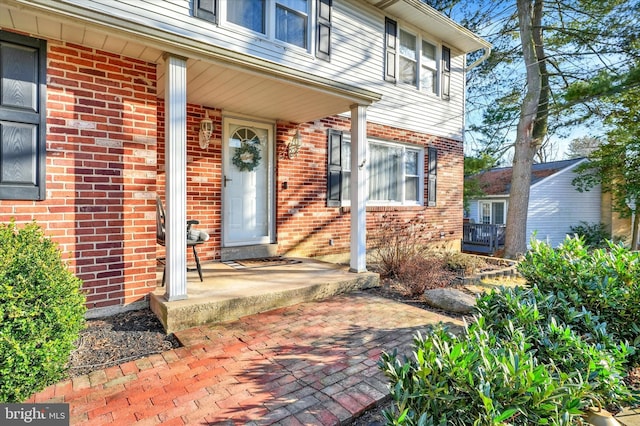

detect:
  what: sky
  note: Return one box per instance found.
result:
[442,0,614,163]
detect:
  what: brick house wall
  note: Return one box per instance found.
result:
[157,112,463,262]
[274,117,463,260]
[0,38,158,316]
[1,31,463,316]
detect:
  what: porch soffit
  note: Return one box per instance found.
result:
[1,0,382,124]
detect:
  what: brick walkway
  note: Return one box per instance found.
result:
[29,292,462,425]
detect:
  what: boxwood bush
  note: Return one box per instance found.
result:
[0,221,86,402]
[476,286,635,410]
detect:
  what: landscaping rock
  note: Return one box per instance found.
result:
[424,288,477,314]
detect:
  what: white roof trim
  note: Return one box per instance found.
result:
[529,158,588,191]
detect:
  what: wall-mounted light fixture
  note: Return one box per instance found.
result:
[287,129,301,159]
[199,110,213,149]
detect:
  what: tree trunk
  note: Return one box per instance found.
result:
[632,207,639,250]
[504,0,543,259]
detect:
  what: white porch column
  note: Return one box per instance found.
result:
[350,104,368,272]
[164,53,188,301]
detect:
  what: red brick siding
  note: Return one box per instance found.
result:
[0,37,158,312]
[274,117,463,258]
[156,103,222,262]
[155,112,463,261]
[1,31,463,315]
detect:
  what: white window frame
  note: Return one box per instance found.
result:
[479,201,507,225]
[420,39,438,95]
[219,0,312,52]
[341,137,424,207]
[395,24,441,95]
[398,29,418,86]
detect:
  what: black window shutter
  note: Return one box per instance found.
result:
[384,18,397,83]
[0,31,47,201]
[427,147,437,206]
[195,0,216,22]
[441,46,451,100]
[316,0,332,61]
[327,129,343,206]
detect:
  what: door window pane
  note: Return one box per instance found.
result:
[481,202,491,224]
[228,0,265,33]
[492,203,505,225]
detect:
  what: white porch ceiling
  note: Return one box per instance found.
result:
[156,58,364,123]
[1,2,379,124]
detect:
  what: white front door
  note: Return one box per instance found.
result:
[223,118,273,246]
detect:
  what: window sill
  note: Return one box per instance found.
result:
[340,205,426,213]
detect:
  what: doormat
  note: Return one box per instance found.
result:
[223,257,302,269]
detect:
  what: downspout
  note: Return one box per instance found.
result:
[465,47,492,72]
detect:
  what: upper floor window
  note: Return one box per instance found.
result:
[385,17,449,97]
[399,30,417,86]
[275,0,308,48]
[421,40,437,94]
[195,0,331,59]
[227,0,265,33]
[226,0,309,49]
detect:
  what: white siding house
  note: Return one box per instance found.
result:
[466,159,601,248]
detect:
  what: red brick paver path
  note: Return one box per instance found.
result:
[29,292,462,425]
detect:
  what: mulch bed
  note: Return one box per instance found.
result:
[67,309,179,378]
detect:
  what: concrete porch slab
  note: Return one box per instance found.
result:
[150,258,379,333]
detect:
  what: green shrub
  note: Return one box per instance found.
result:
[380,285,638,425]
[0,221,86,402]
[476,286,635,410]
[569,222,609,249]
[380,322,595,425]
[517,236,640,359]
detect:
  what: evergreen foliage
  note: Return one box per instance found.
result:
[0,221,86,402]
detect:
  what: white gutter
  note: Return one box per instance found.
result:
[465,46,492,71]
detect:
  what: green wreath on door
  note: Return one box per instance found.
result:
[232,142,262,172]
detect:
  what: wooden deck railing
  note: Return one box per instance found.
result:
[462,223,506,255]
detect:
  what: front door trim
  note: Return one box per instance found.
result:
[222,116,275,248]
